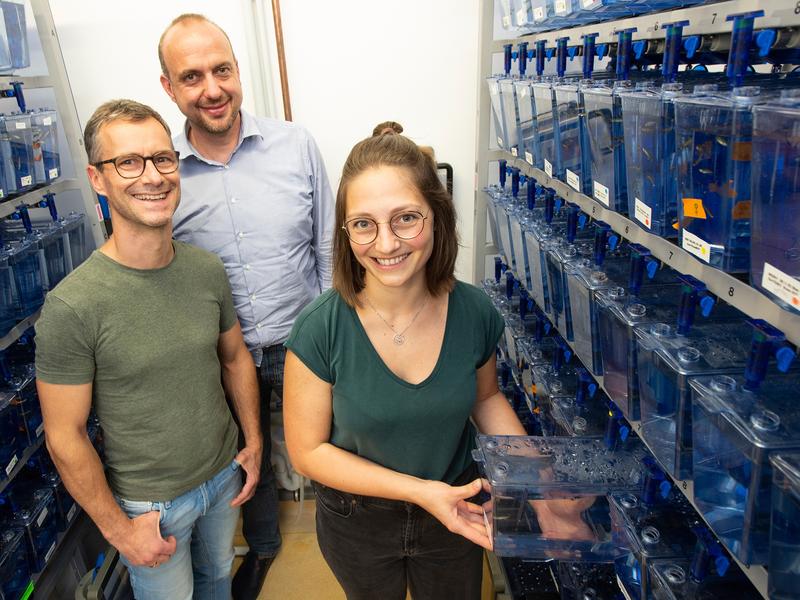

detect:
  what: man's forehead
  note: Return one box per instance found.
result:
[99,118,170,147]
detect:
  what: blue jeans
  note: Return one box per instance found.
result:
[117,459,242,600]
[240,344,283,557]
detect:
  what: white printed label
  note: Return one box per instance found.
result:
[35,422,44,437]
[95,203,104,222]
[20,175,32,186]
[593,181,610,206]
[48,168,58,179]
[682,229,713,263]
[44,541,56,564]
[37,507,48,528]
[67,504,78,522]
[582,0,594,8]
[566,169,580,191]
[634,197,652,229]
[497,136,504,148]
[517,8,528,23]
[15,121,26,130]
[555,0,567,12]
[525,151,533,165]
[42,117,52,126]
[544,159,553,177]
[533,6,545,20]
[5,454,18,476]
[511,147,518,157]
[762,262,800,309]
[502,15,511,28]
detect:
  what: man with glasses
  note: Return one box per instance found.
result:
[158,14,334,597]
[35,99,262,600]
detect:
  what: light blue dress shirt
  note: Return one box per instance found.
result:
[172,111,334,365]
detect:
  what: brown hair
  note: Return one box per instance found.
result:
[83,99,172,164]
[158,13,235,77]
[333,123,457,306]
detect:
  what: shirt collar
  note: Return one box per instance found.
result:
[174,110,263,164]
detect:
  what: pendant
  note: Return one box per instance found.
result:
[393,334,405,345]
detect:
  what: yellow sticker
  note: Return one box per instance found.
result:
[682,198,707,220]
[530,384,537,395]
[732,200,752,220]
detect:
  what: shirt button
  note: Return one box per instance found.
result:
[244,264,250,270]
[256,322,262,329]
[230,197,237,204]
[250,294,257,300]
[237,232,244,239]
[223,165,229,169]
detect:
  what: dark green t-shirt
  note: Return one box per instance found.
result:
[35,241,240,501]
[285,281,504,484]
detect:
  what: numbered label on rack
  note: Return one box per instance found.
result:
[48,168,58,179]
[516,7,527,24]
[511,147,518,157]
[533,5,545,21]
[682,229,714,263]
[593,181,610,206]
[762,262,800,308]
[497,136,504,148]
[544,159,553,178]
[20,175,31,187]
[555,0,567,13]
[525,151,533,165]
[566,169,580,192]
[502,15,511,28]
[634,197,652,229]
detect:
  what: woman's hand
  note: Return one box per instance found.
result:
[415,479,493,550]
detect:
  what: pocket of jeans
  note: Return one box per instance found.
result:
[116,497,157,519]
[314,485,354,518]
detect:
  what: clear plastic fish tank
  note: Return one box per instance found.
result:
[545,239,593,338]
[510,204,533,291]
[485,189,507,266]
[533,79,562,178]
[750,92,800,314]
[41,469,77,532]
[550,387,611,437]
[30,109,60,186]
[690,372,800,565]
[500,78,522,158]
[557,561,621,600]
[555,81,589,194]
[3,220,68,291]
[0,1,29,71]
[12,486,57,573]
[515,79,541,168]
[673,86,764,273]
[583,80,636,213]
[487,77,509,151]
[621,83,684,237]
[648,557,762,600]
[0,528,29,600]
[525,221,554,313]
[0,113,35,195]
[769,452,800,600]
[0,239,45,337]
[609,491,701,600]
[473,435,651,560]
[4,365,42,446]
[60,212,87,272]
[0,391,22,481]
[635,321,753,480]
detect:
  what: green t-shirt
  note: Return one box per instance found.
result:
[285,281,504,484]
[35,241,240,501]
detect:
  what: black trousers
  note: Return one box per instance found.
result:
[312,465,483,600]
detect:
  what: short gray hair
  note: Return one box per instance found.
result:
[83,99,172,164]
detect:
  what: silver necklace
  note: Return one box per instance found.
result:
[364,294,430,345]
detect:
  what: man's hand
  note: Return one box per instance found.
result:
[114,512,177,567]
[230,445,262,507]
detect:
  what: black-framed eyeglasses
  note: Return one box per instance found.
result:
[93,150,180,179]
[342,210,429,245]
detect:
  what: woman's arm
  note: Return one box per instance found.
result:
[283,350,491,548]
[471,353,527,435]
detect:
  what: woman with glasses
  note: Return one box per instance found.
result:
[282,122,528,600]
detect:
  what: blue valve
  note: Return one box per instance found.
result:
[0,81,26,112]
[556,37,569,78]
[642,456,671,504]
[535,40,547,76]
[526,180,536,210]
[691,526,730,580]
[527,48,534,61]
[676,274,714,335]
[12,204,33,234]
[683,35,700,60]
[744,319,796,391]
[567,45,579,61]
[593,221,615,266]
[596,43,609,60]
[511,167,520,198]
[520,174,528,187]
[503,43,513,76]
[632,40,647,61]
[581,33,598,79]
[498,160,507,189]
[755,29,775,58]
[506,271,516,300]
[494,257,502,282]
[663,21,689,83]
[554,197,563,213]
[578,213,588,229]
[615,28,637,81]
[545,48,556,61]
[726,11,764,88]
[39,192,59,222]
[628,243,658,296]
[553,336,572,371]
[518,42,529,75]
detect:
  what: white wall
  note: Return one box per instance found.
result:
[49,0,481,280]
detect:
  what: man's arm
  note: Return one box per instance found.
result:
[307,133,334,290]
[218,321,262,507]
[37,380,176,566]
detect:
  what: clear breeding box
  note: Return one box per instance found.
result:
[0,1,29,70]
[769,453,800,600]
[500,78,523,158]
[515,79,541,168]
[0,528,29,600]
[557,561,621,600]
[533,79,562,178]
[30,109,60,186]
[0,238,45,331]
[487,77,510,151]
[473,435,651,560]
[545,239,593,338]
[750,92,800,314]
[0,391,22,481]
[12,487,57,573]
[635,321,752,480]
[60,212,87,271]
[0,113,35,195]
[691,372,800,565]
[555,80,589,195]
[648,557,762,600]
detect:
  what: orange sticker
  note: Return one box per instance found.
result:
[732,200,752,220]
[682,198,707,220]
[733,141,752,162]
